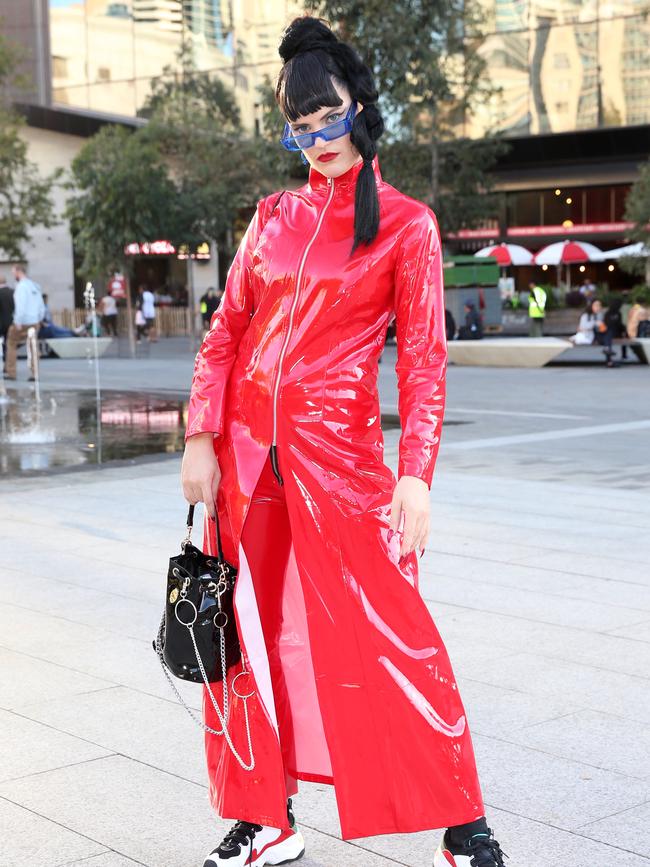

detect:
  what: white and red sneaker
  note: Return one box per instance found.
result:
[434,827,507,867]
[203,799,305,866]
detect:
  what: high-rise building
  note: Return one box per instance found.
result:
[448,0,650,291]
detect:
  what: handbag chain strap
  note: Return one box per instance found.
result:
[155,516,255,771]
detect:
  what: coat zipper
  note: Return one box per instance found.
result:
[270,175,335,485]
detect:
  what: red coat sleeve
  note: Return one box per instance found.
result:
[185,195,271,440]
[393,206,447,489]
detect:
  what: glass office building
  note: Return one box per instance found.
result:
[466,0,650,138]
[47,0,293,127]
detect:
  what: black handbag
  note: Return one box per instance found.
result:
[153,504,255,770]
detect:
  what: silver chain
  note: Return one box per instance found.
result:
[154,591,255,771]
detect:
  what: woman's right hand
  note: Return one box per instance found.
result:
[181,432,221,520]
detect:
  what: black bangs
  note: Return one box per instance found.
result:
[275,50,346,122]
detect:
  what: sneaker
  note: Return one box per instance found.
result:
[434,827,507,867]
[203,799,305,866]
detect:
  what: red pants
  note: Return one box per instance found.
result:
[240,448,298,799]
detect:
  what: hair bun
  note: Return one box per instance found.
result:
[278,15,339,64]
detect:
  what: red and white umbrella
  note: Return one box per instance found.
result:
[534,240,605,265]
[474,242,533,266]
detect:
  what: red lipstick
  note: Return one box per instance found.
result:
[317,152,338,162]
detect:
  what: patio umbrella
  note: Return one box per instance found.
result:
[474,242,533,266]
[603,241,650,259]
[534,240,605,288]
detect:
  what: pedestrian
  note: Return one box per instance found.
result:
[134,305,147,342]
[604,296,627,362]
[180,16,505,867]
[579,278,597,300]
[199,287,220,334]
[0,273,14,372]
[527,280,546,336]
[445,307,457,341]
[38,294,76,339]
[457,300,483,340]
[627,297,650,339]
[140,285,157,342]
[99,292,119,336]
[4,264,45,381]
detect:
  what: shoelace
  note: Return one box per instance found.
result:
[468,835,508,867]
[215,819,263,861]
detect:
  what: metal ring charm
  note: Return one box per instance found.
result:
[232,671,255,699]
[213,610,228,629]
[174,597,197,627]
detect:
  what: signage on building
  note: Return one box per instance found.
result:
[124,240,211,259]
[109,274,126,298]
[507,222,635,237]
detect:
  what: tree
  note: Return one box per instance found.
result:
[622,158,650,285]
[0,33,58,260]
[66,125,180,354]
[302,2,508,233]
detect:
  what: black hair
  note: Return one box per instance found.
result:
[275,16,385,254]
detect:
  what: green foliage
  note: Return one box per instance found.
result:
[68,51,288,276]
[302,1,509,231]
[0,31,59,260]
[631,284,650,306]
[624,159,650,246]
[65,126,180,278]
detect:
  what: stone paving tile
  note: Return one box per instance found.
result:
[505,709,650,779]
[0,647,115,712]
[0,756,400,867]
[0,709,111,784]
[459,651,650,725]
[579,800,650,860]
[437,609,650,680]
[608,620,650,643]
[18,686,209,787]
[0,797,107,867]
[473,733,650,830]
[421,571,645,631]
[57,854,142,866]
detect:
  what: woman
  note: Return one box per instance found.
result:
[181,16,506,867]
[570,299,615,366]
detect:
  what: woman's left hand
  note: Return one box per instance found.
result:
[389,475,430,559]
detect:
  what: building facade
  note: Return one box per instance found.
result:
[449,0,650,291]
[0,0,300,310]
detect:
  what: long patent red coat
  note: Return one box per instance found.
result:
[185,155,484,839]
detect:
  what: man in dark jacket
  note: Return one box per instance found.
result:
[457,300,483,340]
[0,274,14,372]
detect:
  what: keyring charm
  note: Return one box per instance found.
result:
[233,671,255,699]
[174,597,197,627]
[214,610,228,629]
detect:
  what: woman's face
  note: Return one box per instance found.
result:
[286,78,364,179]
[593,299,602,313]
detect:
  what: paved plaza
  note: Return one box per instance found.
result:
[1,342,649,866]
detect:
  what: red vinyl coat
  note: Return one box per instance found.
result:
[185,155,484,839]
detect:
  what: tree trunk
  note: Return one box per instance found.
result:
[430,135,439,210]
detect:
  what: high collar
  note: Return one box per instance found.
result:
[307,154,382,197]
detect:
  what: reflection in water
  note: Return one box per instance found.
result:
[0,389,188,476]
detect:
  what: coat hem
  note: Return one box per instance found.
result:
[340,805,486,841]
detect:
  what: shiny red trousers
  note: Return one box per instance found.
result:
[240,447,299,801]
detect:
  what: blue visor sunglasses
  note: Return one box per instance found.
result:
[280,102,357,152]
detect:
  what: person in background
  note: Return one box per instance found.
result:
[199,287,220,334]
[38,293,76,339]
[627,297,650,339]
[99,292,118,336]
[527,281,546,337]
[604,297,627,362]
[457,300,483,340]
[580,278,597,300]
[445,307,457,341]
[570,299,615,366]
[141,285,157,342]
[4,264,45,381]
[0,273,14,373]
[135,304,147,342]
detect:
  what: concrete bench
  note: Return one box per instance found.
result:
[45,337,114,359]
[447,337,571,368]
[565,337,649,364]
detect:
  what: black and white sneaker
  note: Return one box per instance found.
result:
[203,798,305,866]
[434,827,507,867]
